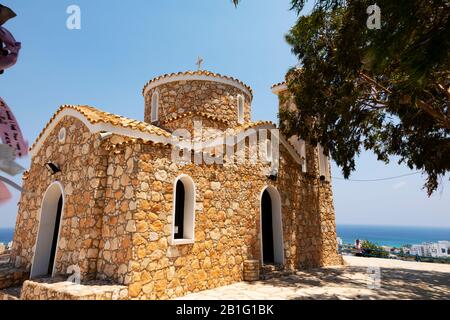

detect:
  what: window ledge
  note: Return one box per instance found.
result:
[171,239,195,246]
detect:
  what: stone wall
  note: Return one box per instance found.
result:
[275,87,341,267]
[20,279,128,300]
[107,135,340,299]
[11,116,108,280]
[0,264,29,290]
[9,110,341,300]
[144,80,252,127]
[95,137,137,283]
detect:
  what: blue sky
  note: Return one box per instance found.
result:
[0,0,448,228]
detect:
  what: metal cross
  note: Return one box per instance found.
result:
[196,56,204,71]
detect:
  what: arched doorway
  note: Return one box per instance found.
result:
[30,182,64,278]
[260,186,284,265]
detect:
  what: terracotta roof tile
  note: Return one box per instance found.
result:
[271,81,286,89]
[142,70,253,98]
[30,105,172,151]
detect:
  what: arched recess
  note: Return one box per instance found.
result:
[151,91,159,122]
[259,186,284,265]
[237,95,244,124]
[30,182,65,278]
[171,174,196,245]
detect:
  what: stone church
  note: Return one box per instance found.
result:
[1,70,341,300]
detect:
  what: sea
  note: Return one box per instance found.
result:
[337,224,450,247]
[0,228,14,244]
[1,225,450,248]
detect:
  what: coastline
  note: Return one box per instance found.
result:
[336,224,450,247]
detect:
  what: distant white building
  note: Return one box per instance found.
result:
[436,241,450,257]
[410,244,423,256]
[381,246,393,253]
[409,241,450,258]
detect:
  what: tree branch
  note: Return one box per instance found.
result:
[359,72,450,130]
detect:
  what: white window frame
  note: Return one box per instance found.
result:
[237,95,244,124]
[58,128,66,143]
[318,144,330,181]
[170,174,196,245]
[151,91,159,123]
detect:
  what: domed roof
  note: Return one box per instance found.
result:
[142,70,253,100]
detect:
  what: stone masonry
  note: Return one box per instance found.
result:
[1,70,342,300]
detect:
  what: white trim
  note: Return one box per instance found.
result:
[30,109,303,167]
[170,174,196,246]
[200,123,303,165]
[259,185,284,265]
[30,108,172,157]
[171,239,195,245]
[30,181,65,279]
[143,73,252,99]
[279,135,303,165]
[271,83,288,94]
[318,144,330,181]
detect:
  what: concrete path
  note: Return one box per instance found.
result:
[177,256,450,300]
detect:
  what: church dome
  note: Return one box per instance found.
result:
[142,70,252,127]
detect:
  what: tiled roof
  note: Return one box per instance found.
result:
[30,105,172,151]
[142,70,253,98]
[233,120,275,131]
[271,81,286,89]
[30,105,304,165]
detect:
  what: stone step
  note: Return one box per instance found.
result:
[0,286,21,300]
[20,278,128,300]
[260,264,293,280]
[0,264,30,290]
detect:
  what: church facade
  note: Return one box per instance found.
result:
[5,70,341,299]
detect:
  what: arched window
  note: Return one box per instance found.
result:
[265,139,272,162]
[151,91,159,122]
[172,174,196,244]
[237,95,244,124]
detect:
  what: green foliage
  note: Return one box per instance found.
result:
[361,240,389,258]
[233,1,449,194]
[281,0,450,195]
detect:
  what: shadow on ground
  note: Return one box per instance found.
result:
[262,265,450,300]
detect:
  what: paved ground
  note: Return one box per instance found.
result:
[177,256,450,300]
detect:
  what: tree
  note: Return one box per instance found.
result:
[235,0,450,195]
[361,240,389,258]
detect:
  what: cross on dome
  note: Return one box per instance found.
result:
[196,56,204,71]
